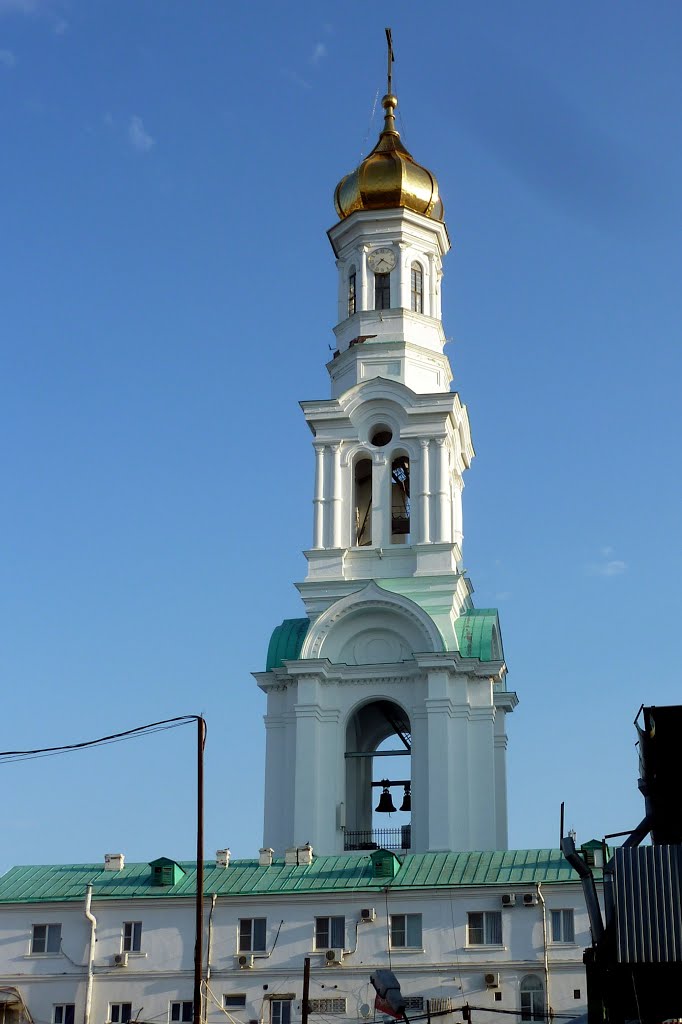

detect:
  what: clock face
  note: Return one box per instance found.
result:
[368,247,396,274]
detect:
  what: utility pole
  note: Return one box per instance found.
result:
[301,957,311,1024]
[193,717,206,1024]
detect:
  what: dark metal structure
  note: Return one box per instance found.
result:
[562,704,682,1024]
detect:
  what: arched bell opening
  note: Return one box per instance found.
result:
[391,453,410,544]
[344,699,411,852]
[354,456,372,546]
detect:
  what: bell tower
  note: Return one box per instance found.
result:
[254,35,517,857]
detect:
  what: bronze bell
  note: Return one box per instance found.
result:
[400,784,411,813]
[375,782,397,814]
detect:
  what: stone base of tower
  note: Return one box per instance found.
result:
[255,584,517,857]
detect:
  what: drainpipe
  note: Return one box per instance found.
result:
[536,883,551,1019]
[206,894,217,982]
[83,885,97,1024]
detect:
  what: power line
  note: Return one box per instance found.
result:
[0,715,201,765]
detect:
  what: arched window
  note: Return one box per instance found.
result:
[354,458,372,546]
[348,267,356,317]
[391,455,410,544]
[374,272,391,310]
[520,976,544,1022]
[410,262,423,313]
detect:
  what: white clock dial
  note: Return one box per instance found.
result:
[368,247,396,273]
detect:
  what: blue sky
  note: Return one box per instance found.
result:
[2,0,682,871]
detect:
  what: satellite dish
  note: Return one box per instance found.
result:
[359,1006,371,1019]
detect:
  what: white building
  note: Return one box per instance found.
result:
[0,59,596,1024]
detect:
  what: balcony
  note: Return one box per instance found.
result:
[343,826,411,852]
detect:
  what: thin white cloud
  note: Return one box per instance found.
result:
[283,68,312,90]
[0,47,16,67]
[128,115,155,153]
[310,42,327,66]
[586,552,627,577]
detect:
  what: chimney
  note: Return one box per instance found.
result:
[284,845,313,866]
[216,849,231,868]
[104,853,125,872]
[259,848,274,867]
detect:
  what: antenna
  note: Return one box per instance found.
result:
[385,27,394,95]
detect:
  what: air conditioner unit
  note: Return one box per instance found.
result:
[501,893,516,908]
[523,893,538,906]
[484,972,500,989]
[113,952,129,968]
[360,908,376,922]
[325,948,344,965]
[238,954,255,969]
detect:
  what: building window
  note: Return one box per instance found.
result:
[354,457,372,546]
[239,918,266,952]
[520,976,544,1022]
[348,268,356,317]
[374,272,390,310]
[308,1000,347,1014]
[123,921,142,952]
[467,911,502,945]
[31,924,61,954]
[110,1005,132,1024]
[170,1003,193,1024]
[54,1007,75,1024]
[389,913,422,948]
[550,909,575,943]
[391,455,410,543]
[224,996,247,1009]
[315,916,345,950]
[271,1001,291,1024]
[410,263,423,313]
[403,999,424,1012]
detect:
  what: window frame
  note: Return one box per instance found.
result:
[238,917,266,953]
[122,921,142,953]
[550,908,575,944]
[109,1004,132,1024]
[389,913,422,949]
[467,910,503,946]
[53,1006,75,1024]
[520,976,544,1022]
[223,996,247,1010]
[314,915,345,950]
[31,923,61,955]
[348,268,356,317]
[410,262,424,313]
[169,1002,193,1024]
[270,1000,292,1024]
[374,271,391,310]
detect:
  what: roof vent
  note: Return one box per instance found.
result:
[370,848,400,879]
[149,857,185,887]
[216,849,231,868]
[259,848,274,867]
[104,853,125,872]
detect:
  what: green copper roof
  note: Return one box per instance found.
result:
[0,849,583,904]
[266,618,309,671]
[455,609,502,661]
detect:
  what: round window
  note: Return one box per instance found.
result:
[370,426,393,447]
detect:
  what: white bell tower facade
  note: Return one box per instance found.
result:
[254,87,517,857]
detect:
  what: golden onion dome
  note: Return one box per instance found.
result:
[334,93,444,222]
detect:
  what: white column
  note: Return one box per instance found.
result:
[359,246,369,311]
[435,438,451,543]
[312,444,326,549]
[371,453,390,547]
[418,439,431,543]
[428,253,437,318]
[330,444,342,548]
[397,242,409,308]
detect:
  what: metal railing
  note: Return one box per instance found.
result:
[343,826,411,852]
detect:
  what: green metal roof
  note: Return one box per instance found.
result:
[455,609,502,661]
[266,618,310,671]
[0,850,583,904]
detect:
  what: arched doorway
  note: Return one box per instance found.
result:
[344,699,411,852]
